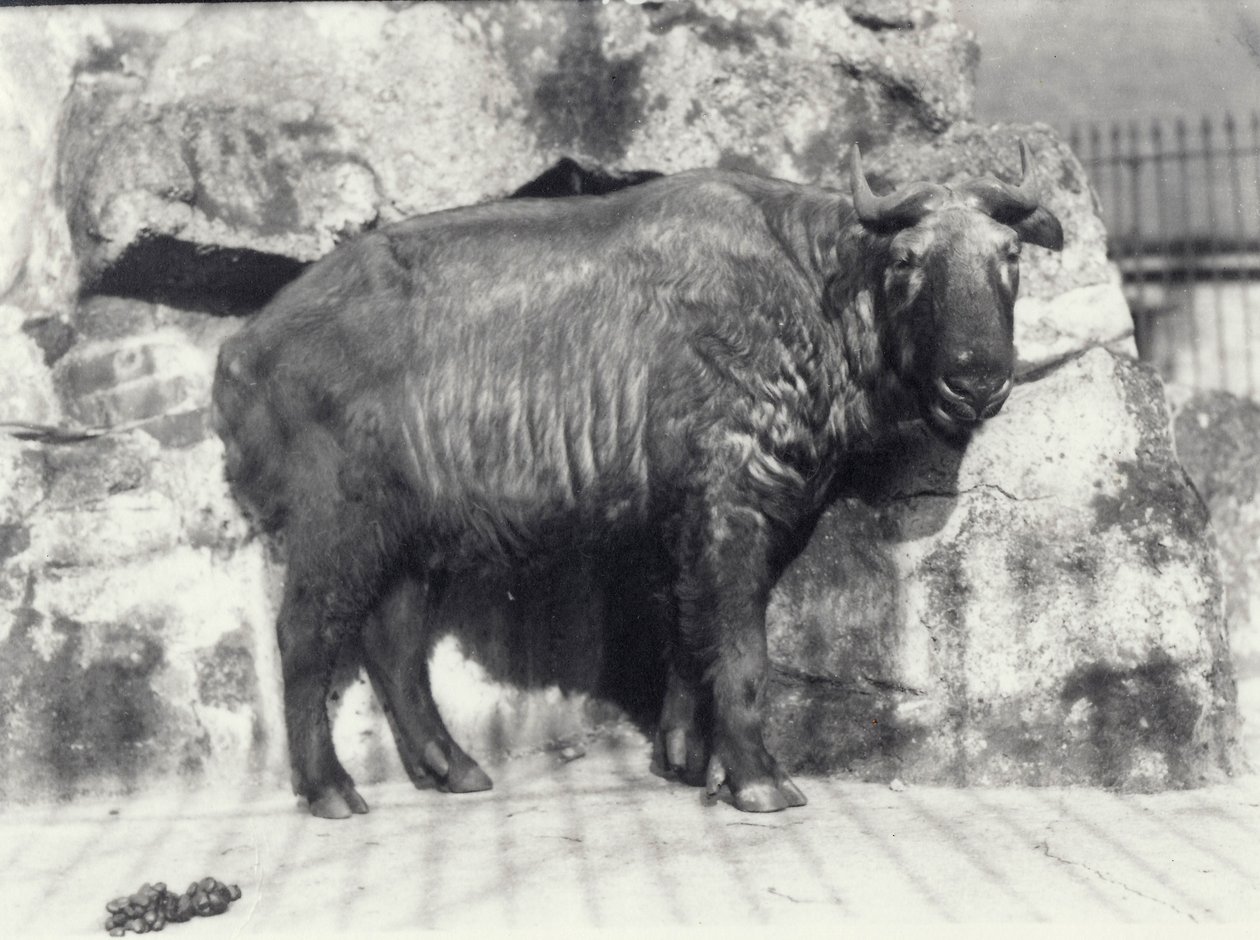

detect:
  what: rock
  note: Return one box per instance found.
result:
[0,7,196,320]
[52,329,213,428]
[763,349,1239,788]
[62,96,364,312]
[58,3,1118,366]
[59,0,977,312]
[1168,387,1260,678]
[0,305,61,426]
[0,432,286,801]
[1013,280,1134,374]
[0,12,103,302]
[29,296,240,440]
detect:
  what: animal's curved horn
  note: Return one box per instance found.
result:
[958,139,1042,223]
[849,145,946,233]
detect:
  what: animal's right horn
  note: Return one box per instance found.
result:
[849,145,945,233]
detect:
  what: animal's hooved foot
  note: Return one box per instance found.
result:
[307,783,369,819]
[731,779,807,813]
[446,757,493,793]
[705,756,807,813]
[654,726,707,787]
[419,740,493,793]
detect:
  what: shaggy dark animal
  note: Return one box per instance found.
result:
[212,144,1063,817]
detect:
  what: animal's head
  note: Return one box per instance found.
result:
[850,141,1064,439]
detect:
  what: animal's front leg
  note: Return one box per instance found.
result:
[674,499,807,813]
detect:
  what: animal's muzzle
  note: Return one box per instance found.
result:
[934,372,1013,426]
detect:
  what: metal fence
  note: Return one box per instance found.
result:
[1069,114,1260,398]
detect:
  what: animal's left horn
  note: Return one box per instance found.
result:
[959,139,1043,223]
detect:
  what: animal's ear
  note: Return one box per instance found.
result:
[1012,206,1064,251]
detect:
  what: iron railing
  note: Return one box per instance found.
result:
[1069,114,1260,398]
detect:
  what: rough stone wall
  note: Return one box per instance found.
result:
[0,0,1238,804]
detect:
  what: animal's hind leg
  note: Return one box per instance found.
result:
[278,570,371,819]
[361,572,492,794]
[655,661,709,787]
[278,441,402,819]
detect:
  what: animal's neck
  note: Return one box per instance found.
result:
[749,187,912,447]
[753,187,848,293]
[822,226,913,446]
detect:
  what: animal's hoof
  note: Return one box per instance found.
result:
[403,765,439,791]
[705,754,808,813]
[308,784,369,818]
[447,757,493,793]
[418,740,493,793]
[654,725,707,786]
[732,782,791,813]
[732,778,808,813]
[779,777,808,807]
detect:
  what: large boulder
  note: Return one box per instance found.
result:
[55,1,974,304]
[1168,388,1260,680]
[57,1,1126,354]
[0,0,1238,803]
[765,349,1238,788]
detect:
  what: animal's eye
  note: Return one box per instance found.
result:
[1006,245,1021,263]
[893,254,916,271]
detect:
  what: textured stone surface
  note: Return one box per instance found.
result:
[56,2,1119,360]
[64,98,377,310]
[58,0,979,310]
[0,7,194,321]
[0,431,287,801]
[53,329,213,427]
[0,305,61,427]
[762,349,1238,788]
[1169,387,1260,679]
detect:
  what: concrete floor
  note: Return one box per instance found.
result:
[6,690,1260,936]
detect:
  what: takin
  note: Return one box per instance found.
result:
[211,143,1064,817]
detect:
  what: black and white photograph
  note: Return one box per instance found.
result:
[1,0,1259,933]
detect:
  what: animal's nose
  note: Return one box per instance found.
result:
[936,372,1013,421]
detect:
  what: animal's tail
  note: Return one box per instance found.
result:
[210,331,290,533]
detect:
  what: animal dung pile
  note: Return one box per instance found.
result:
[102,878,241,935]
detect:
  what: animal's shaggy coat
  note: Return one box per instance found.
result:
[213,160,1062,816]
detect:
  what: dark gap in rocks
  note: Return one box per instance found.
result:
[77,161,659,320]
[86,236,309,316]
[843,1,928,32]
[510,157,662,199]
[848,12,914,32]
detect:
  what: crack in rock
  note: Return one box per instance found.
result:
[1035,839,1200,922]
[889,483,1049,503]
[772,663,927,697]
